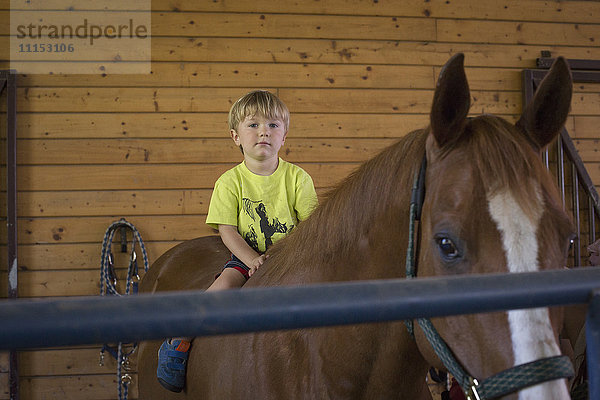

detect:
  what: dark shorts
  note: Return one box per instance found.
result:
[220,254,250,280]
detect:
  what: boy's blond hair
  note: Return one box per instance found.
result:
[228,90,290,133]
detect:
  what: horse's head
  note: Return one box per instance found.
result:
[416,54,575,399]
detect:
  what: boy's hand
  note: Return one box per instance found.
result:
[248,254,269,276]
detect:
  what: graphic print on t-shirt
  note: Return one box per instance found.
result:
[242,198,290,251]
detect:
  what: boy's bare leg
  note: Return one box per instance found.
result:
[206,268,247,291]
[170,269,246,343]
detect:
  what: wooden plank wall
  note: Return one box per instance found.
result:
[1,0,600,398]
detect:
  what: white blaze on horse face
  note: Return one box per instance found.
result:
[487,188,570,400]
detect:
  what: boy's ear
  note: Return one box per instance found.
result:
[230,129,239,144]
[230,129,244,154]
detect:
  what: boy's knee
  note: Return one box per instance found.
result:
[209,268,247,291]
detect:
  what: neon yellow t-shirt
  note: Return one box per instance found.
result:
[206,158,318,253]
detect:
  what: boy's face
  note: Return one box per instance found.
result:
[231,114,287,163]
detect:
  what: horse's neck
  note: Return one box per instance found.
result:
[267,131,426,285]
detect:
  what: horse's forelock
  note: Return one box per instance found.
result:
[466,116,549,221]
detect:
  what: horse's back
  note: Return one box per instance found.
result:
[137,235,229,399]
[139,235,229,293]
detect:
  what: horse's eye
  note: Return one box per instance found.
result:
[436,237,460,260]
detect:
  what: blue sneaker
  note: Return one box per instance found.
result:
[157,339,190,392]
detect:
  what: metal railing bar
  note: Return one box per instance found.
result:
[558,134,566,209]
[537,57,600,71]
[573,161,582,266]
[591,197,596,244]
[0,267,599,351]
[560,128,600,217]
[543,147,549,169]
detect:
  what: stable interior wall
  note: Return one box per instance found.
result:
[1,0,600,398]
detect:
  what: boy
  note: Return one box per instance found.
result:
[157,90,318,392]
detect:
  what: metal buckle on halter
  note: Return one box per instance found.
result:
[465,377,482,400]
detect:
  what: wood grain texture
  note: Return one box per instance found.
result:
[2,1,600,398]
[4,112,430,139]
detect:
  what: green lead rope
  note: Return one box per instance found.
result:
[418,317,573,399]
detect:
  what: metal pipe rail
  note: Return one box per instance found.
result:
[1,267,599,350]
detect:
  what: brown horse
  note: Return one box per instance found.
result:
[138,54,575,399]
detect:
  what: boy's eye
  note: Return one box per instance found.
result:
[269,123,278,128]
[248,123,258,128]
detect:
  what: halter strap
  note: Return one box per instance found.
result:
[404,156,427,337]
[406,155,427,279]
[404,154,574,399]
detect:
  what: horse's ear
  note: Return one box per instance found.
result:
[516,57,572,150]
[430,53,471,148]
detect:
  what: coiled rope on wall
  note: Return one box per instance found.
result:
[99,218,150,400]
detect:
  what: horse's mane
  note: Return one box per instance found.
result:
[259,115,556,284]
[263,129,428,283]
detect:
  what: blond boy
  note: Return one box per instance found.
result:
[157,90,318,392]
